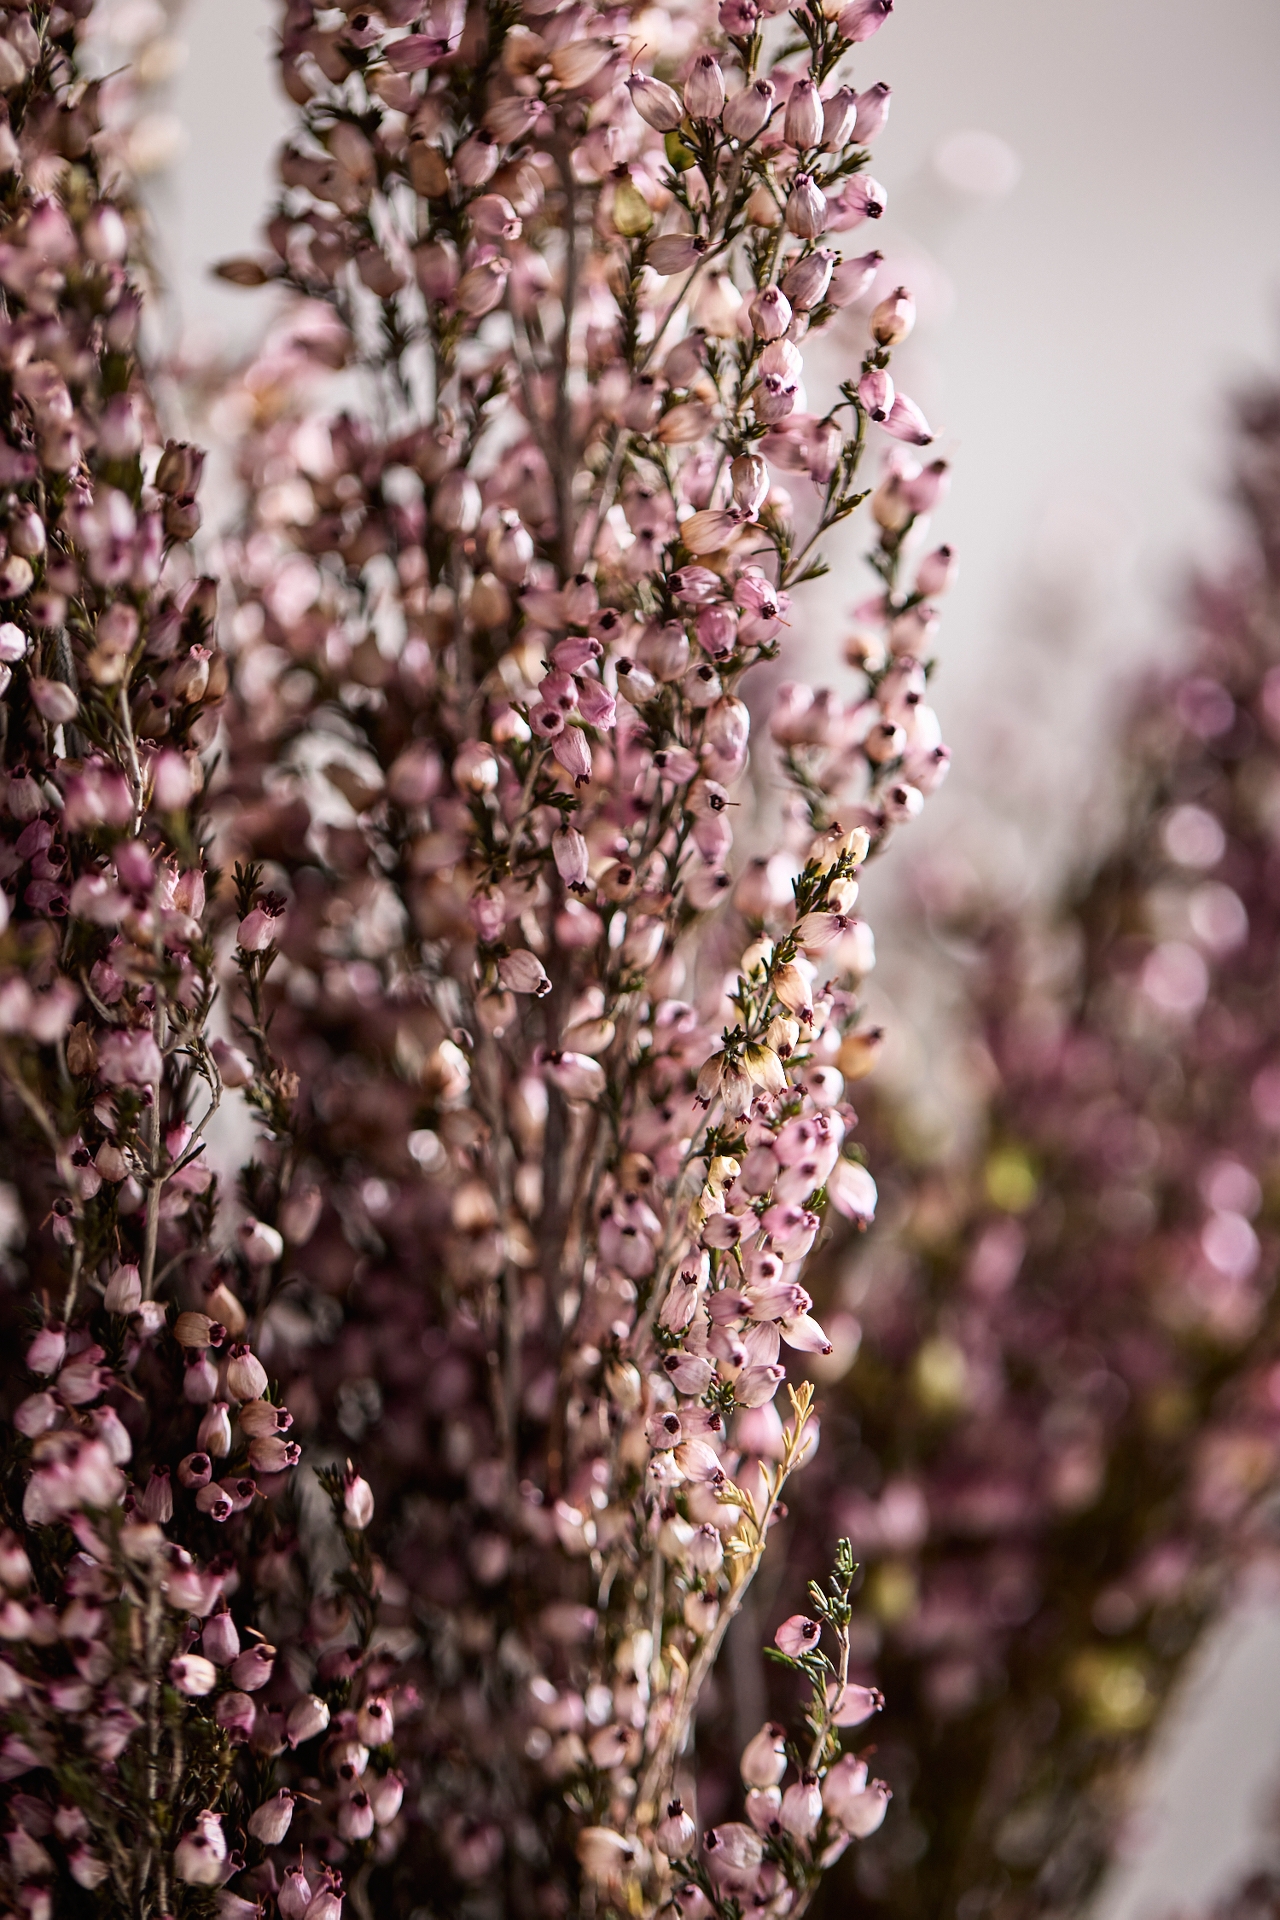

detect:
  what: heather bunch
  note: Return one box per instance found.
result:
[208,0,951,1909]
[768,384,1280,1920]
[0,8,398,1917]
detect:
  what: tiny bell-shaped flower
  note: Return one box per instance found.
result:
[103,1263,141,1314]
[870,284,916,345]
[287,1692,331,1746]
[836,0,893,42]
[174,1810,227,1886]
[916,542,958,595]
[658,1799,699,1856]
[169,1653,218,1697]
[626,72,684,132]
[198,1401,233,1458]
[730,453,770,517]
[26,1326,66,1376]
[749,285,792,340]
[858,368,895,422]
[821,86,858,149]
[883,392,934,444]
[248,1788,296,1845]
[785,172,827,238]
[855,80,893,141]
[225,1343,268,1401]
[724,78,775,140]
[202,1607,241,1666]
[746,1786,782,1834]
[780,1771,823,1839]
[784,77,824,150]
[823,1755,892,1835]
[782,248,835,310]
[740,1720,788,1788]
[684,54,726,122]
[774,1613,822,1658]
[829,249,883,306]
[344,1464,375,1529]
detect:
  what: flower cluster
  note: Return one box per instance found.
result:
[195,0,952,1909]
[0,8,398,1916]
[770,380,1280,1920]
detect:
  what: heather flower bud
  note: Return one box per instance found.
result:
[704,1822,763,1876]
[688,1523,724,1575]
[871,284,916,344]
[497,949,552,996]
[238,1218,285,1271]
[26,1326,66,1375]
[250,1433,300,1473]
[724,78,775,140]
[858,367,894,422]
[371,1771,406,1824]
[883,393,934,444]
[827,1679,885,1726]
[178,1452,212,1489]
[454,128,498,186]
[358,1694,395,1745]
[837,0,893,41]
[225,1344,268,1401]
[820,86,858,148]
[782,248,835,309]
[230,1643,275,1692]
[784,78,824,150]
[781,1771,823,1838]
[685,54,726,121]
[249,1789,296,1844]
[916,542,958,595]
[344,1466,375,1529]
[184,1352,219,1403]
[823,1755,891,1834]
[0,1531,31,1591]
[855,80,893,141]
[237,893,285,951]
[169,1653,218,1697]
[626,72,684,132]
[279,1868,313,1919]
[785,172,827,238]
[103,1263,141,1314]
[339,1787,376,1841]
[197,1403,232,1457]
[577,1827,638,1885]
[433,470,482,533]
[553,826,591,890]
[749,285,792,340]
[774,1613,821,1657]
[658,1799,698,1857]
[175,1811,227,1886]
[202,1609,241,1665]
[648,233,707,276]
[731,454,770,518]
[829,248,884,305]
[287,1692,331,1746]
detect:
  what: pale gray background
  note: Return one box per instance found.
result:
[153,2,1280,1912]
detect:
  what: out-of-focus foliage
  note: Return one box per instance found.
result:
[770,382,1280,1920]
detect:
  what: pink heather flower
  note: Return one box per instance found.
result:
[740,1722,788,1788]
[823,1758,891,1837]
[248,1788,296,1844]
[169,1654,218,1697]
[174,1811,228,1886]
[96,1027,162,1088]
[774,1614,822,1658]
[343,1468,375,1530]
[236,894,286,951]
[827,1680,885,1727]
[780,1772,823,1839]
